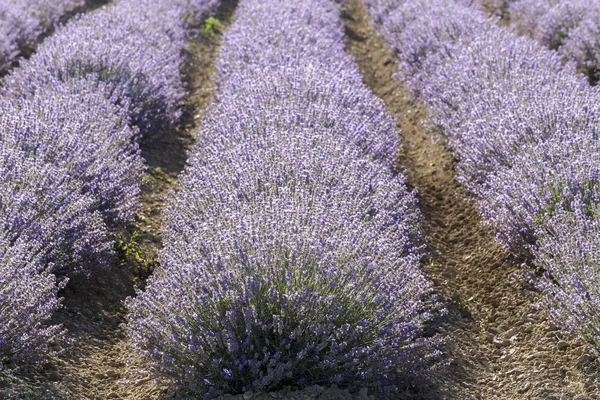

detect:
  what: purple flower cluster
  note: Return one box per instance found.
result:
[364,0,600,350]
[0,0,84,74]
[0,235,66,363]
[126,0,440,397]
[509,0,600,82]
[3,0,215,132]
[0,0,218,364]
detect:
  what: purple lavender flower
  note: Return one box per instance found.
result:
[0,0,84,74]
[536,203,600,352]
[126,0,441,397]
[365,0,600,352]
[0,234,65,363]
[0,0,219,365]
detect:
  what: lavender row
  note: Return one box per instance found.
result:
[475,0,600,84]
[126,0,441,397]
[507,0,600,83]
[364,0,600,351]
[0,0,84,74]
[4,0,217,132]
[0,0,217,364]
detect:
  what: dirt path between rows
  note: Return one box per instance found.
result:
[344,1,600,399]
[2,3,237,399]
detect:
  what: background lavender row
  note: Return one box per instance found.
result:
[4,0,218,132]
[507,0,600,84]
[0,0,218,364]
[364,0,600,351]
[126,0,441,397]
[0,0,84,74]
[473,0,600,84]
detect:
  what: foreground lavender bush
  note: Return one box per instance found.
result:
[127,0,440,396]
[0,235,65,363]
[0,0,84,74]
[364,0,600,350]
[127,68,438,397]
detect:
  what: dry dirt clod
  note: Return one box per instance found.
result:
[493,337,511,348]
[557,341,570,351]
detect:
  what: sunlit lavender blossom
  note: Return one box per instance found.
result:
[365,0,600,351]
[0,0,83,73]
[127,0,441,397]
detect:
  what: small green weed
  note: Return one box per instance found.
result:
[203,17,221,36]
[115,230,143,262]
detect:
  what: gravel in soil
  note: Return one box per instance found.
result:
[342,0,600,399]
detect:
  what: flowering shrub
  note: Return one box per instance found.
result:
[127,0,441,397]
[365,0,600,351]
[509,0,600,82]
[561,13,600,83]
[214,0,344,90]
[536,203,600,352]
[0,0,218,365]
[0,234,65,363]
[366,0,491,97]
[0,144,112,276]
[3,0,219,131]
[0,0,84,73]
[1,78,143,227]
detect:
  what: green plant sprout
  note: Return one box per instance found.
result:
[203,17,221,36]
[116,230,143,262]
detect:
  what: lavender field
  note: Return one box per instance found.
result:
[1,0,600,399]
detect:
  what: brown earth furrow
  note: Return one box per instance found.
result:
[343,1,600,399]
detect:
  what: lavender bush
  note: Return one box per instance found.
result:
[364,0,600,351]
[3,0,219,131]
[1,78,143,227]
[509,0,600,82]
[0,0,218,366]
[0,234,65,363]
[127,0,441,397]
[0,145,112,276]
[536,203,600,352]
[366,0,491,96]
[214,0,344,91]
[0,0,84,74]
[561,12,600,83]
